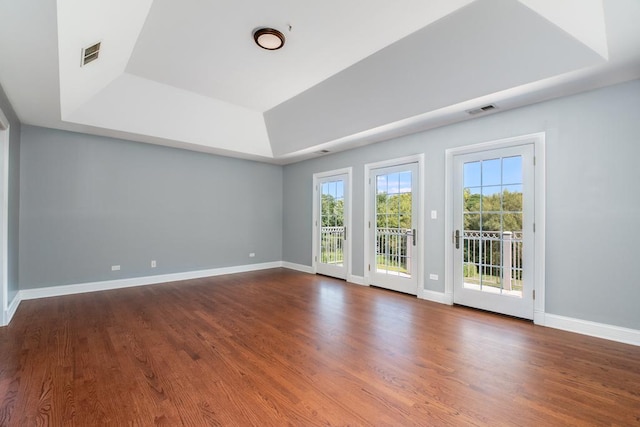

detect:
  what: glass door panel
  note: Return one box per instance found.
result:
[316,173,349,279]
[453,145,534,319]
[369,163,418,295]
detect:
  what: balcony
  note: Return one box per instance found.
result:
[320,227,522,294]
[463,230,523,296]
[320,226,345,265]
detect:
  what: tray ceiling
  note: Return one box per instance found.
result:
[0,0,639,163]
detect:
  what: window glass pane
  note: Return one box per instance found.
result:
[464,213,480,231]
[335,180,344,199]
[376,175,387,194]
[464,161,481,188]
[399,213,411,229]
[502,156,522,185]
[481,213,501,232]
[388,173,400,195]
[321,182,329,196]
[330,181,338,198]
[399,193,412,216]
[503,213,522,233]
[399,172,412,194]
[464,187,481,212]
[482,158,501,186]
[502,186,522,212]
[481,186,501,212]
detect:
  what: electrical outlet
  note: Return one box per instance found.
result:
[151,260,157,268]
[429,273,438,280]
[431,210,437,219]
[111,265,121,271]
[249,253,256,258]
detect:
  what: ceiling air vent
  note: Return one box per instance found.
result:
[81,42,101,67]
[314,150,330,155]
[467,104,497,115]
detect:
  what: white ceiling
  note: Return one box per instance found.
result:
[0,0,639,164]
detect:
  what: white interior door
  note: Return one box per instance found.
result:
[315,173,349,279]
[453,144,534,319]
[368,163,419,295]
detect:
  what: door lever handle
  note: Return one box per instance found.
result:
[406,229,417,246]
[454,230,460,249]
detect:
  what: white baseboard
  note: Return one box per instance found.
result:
[347,275,366,286]
[418,295,639,347]
[281,262,314,274]
[2,292,21,326]
[421,289,453,305]
[9,262,640,348]
[539,313,640,347]
[19,261,283,301]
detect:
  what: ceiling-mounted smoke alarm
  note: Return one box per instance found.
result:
[81,42,101,66]
[253,28,285,50]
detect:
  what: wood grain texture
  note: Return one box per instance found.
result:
[1,268,639,426]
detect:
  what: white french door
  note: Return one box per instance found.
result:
[368,163,419,295]
[314,171,350,280]
[452,144,535,319]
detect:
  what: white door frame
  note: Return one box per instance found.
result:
[312,167,353,279]
[364,154,425,295]
[0,108,10,326]
[445,133,546,324]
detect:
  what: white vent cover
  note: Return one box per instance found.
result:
[467,104,497,115]
[314,149,330,155]
[81,42,101,67]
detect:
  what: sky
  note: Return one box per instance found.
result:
[377,171,412,195]
[464,156,523,195]
[321,180,344,199]
[320,155,523,203]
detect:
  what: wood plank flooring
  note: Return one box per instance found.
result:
[0,268,639,425]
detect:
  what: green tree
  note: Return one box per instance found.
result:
[321,194,344,227]
[461,188,524,282]
[376,193,412,229]
[463,188,522,232]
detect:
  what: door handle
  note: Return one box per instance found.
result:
[406,229,417,246]
[454,230,460,249]
[344,226,347,240]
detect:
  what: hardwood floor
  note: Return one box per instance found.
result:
[0,268,639,426]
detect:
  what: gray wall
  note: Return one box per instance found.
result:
[283,79,640,330]
[19,126,283,289]
[0,83,20,303]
